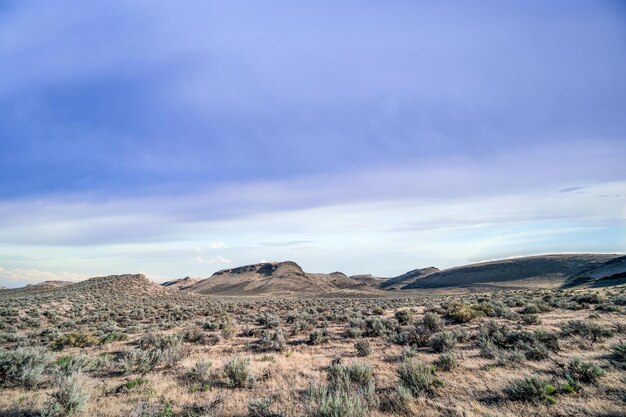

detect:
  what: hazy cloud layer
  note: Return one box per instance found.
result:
[1,1,625,286]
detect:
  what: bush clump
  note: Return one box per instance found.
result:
[309,329,330,345]
[561,320,613,345]
[428,331,457,353]
[397,359,438,396]
[434,352,457,371]
[41,372,90,416]
[394,310,411,325]
[257,329,287,352]
[444,302,483,324]
[611,343,626,361]
[505,376,557,404]
[327,362,375,392]
[186,360,213,386]
[0,347,52,388]
[306,386,367,417]
[52,332,99,350]
[354,340,371,357]
[223,357,255,388]
[566,358,604,383]
[248,397,284,417]
[421,312,444,333]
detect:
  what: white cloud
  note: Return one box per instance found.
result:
[195,255,231,265]
[0,266,89,288]
[208,241,228,249]
[0,175,623,279]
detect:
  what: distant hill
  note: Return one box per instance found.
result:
[0,274,169,302]
[379,267,439,290]
[162,276,202,290]
[565,255,626,287]
[26,280,75,288]
[349,274,388,287]
[401,254,621,289]
[62,273,166,296]
[183,261,377,296]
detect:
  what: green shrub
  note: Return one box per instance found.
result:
[566,358,604,383]
[0,347,52,388]
[561,320,613,345]
[128,401,174,417]
[223,357,254,388]
[306,386,367,417]
[99,332,128,345]
[41,372,90,416]
[136,333,181,350]
[247,398,284,417]
[354,340,371,357]
[505,376,557,404]
[309,329,330,345]
[400,346,418,361]
[327,362,374,392]
[397,359,437,395]
[421,312,444,332]
[379,385,413,415]
[521,304,541,314]
[186,360,213,386]
[256,313,281,329]
[445,303,483,324]
[364,319,385,337]
[521,314,541,325]
[572,292,604,305]
[611,343,626,361]
[116,348,174,375]
[394,326,431,347]
[394,310,411,325]
[257,329,287,352]
[125,377,148,390]
[428,331,457,353]
[346,328,363,339]
[434,352,457,371]
[52,332,99,349]
[55,355,89,377]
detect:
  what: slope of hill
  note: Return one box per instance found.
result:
[63,273,166,296]
[565,255,626,287]
[402,254,621,289]
[0,274,174,308]
[161,276,202,290]
[183,261,377,296]
[380,267,439,290]
[349,274,388,287]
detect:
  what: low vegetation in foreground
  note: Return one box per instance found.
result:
[0,276,625,416]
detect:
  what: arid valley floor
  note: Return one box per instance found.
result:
[1,255,625,417]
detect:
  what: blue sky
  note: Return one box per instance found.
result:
[1,1,625,286]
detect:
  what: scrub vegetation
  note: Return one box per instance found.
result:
[0,274,624,416]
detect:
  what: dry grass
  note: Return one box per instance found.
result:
[0,276,624,416]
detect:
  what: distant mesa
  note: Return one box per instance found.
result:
[25,280,75,288]
[161,276,202,290]
[349,274,388,287]
[397,254,623,290]
[182,261,377,296]
[379,267,439,290]
[2,253,624,295]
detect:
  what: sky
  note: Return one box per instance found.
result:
[1,1,625,287]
